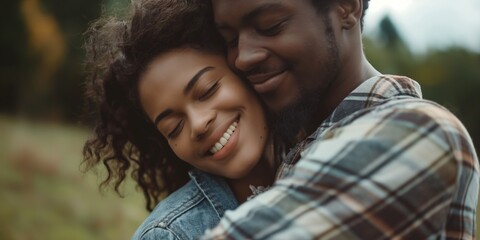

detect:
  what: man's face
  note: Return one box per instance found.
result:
[212,0,340,114]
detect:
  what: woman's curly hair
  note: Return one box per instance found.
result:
[82,0,225,211]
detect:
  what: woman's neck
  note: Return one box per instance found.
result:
[227,142,276,203]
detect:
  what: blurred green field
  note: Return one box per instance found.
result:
[0,116,148,240]
[0,116,478,239]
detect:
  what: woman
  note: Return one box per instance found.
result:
[82,0,278,239]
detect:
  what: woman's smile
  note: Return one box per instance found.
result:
[209,120,239,161]
[138,48,269,179]
[209,121,237,155]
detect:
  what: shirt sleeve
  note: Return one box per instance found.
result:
[201,104,470,239]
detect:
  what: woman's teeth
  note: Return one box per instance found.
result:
[210,122,237,154]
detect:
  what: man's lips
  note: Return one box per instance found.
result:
[246,69,286,84]
[247,70,287,94]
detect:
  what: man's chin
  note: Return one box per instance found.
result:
[271,90,320,147]
[264,99,291,115]
[262,90,300,115]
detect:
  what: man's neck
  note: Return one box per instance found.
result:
[304,55,380,137]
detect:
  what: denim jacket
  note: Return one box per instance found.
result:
[131,169,239,240]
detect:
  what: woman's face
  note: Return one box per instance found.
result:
[139,48,269,179]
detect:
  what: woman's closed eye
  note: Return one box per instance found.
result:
[198,80,221,101]
[168,119,184,139]
[165,80,220,139]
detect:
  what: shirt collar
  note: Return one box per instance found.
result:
[309,75,422,140]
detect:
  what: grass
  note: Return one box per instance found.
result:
[0,116,147,240]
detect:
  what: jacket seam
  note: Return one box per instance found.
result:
[139,187,205,238]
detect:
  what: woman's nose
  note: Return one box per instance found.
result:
[188,107,216,140]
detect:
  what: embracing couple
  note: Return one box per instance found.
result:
[83,0,479,239]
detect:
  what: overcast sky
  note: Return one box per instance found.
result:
[364,0,480,53]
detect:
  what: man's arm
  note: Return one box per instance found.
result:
[203,102,478,239]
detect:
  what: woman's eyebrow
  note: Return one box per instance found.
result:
[183,66,215,95]
[154,109,173,126]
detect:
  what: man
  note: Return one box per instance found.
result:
[203,0,479,239]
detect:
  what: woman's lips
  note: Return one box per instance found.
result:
[209,120,239,161]
[202,115,239,157]
[209,121,237,154]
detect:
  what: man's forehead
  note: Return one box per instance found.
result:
[211,0,293,25]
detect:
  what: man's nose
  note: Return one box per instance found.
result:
[234,33,268,73]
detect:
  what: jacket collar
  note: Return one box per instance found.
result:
[189,169,239,219]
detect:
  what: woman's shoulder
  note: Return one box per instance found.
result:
[131,180,205,239]
[132,171,238,240]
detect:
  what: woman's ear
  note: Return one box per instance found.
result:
[336,0,362,30]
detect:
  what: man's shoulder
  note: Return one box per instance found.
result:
[369,97,464,133]
[338,96,461,132]
[301,96,477,184]
[322,97,476,160]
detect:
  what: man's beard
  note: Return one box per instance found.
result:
[270,87,322,148]
[271,17,339,148]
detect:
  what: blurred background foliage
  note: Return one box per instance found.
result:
[0,0,479,239]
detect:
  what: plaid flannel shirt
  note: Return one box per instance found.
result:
[202,75,479,239]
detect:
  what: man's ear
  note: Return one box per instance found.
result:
[335,0,362,30]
